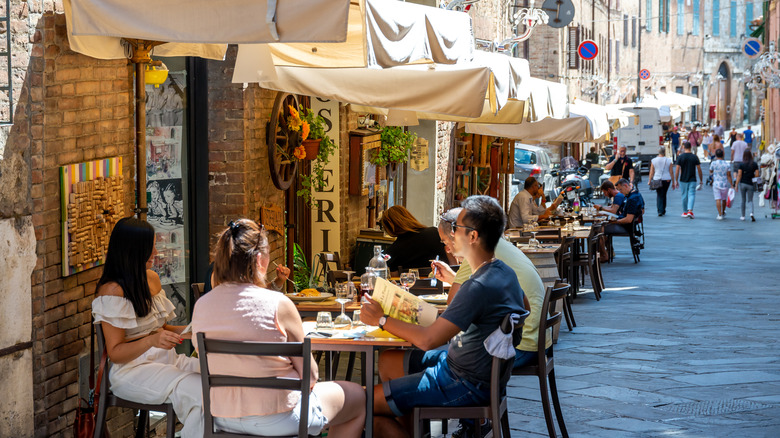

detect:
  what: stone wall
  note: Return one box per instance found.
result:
[27,12,137,437]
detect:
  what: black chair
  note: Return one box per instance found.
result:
[572,227,602,301]
[553,238,575,330]
[606,215,644,264]
[411,310,531,438]
[94,325,177,438]
[512,284,569,438]
[191,282,204,302]
[197,333,317,438]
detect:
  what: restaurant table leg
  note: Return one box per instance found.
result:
[366,347,375,438]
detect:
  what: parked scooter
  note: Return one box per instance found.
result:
[550,165,593,208]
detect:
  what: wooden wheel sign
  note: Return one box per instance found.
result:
[267,92,303,190]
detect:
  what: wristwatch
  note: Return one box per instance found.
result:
[378,315,388,331]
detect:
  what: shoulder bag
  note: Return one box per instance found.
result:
[74,320,108,438]
[608,159,627,184]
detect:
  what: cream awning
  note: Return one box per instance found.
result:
[240,50,530,120]
[63,0,352,60]
[653,91,700,111]
[234,0,474,73]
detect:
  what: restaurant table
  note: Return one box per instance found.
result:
[517,243,566,343]
[303,321,413,438]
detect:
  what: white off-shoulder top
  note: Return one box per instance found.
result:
[92,290,177,339]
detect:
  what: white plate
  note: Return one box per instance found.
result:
[419,294,449,305]
[285,292,333,302]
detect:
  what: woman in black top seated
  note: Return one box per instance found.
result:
[380,206,451,275]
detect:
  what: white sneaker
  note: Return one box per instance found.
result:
[717,215,723,220]
[740,216,746,221]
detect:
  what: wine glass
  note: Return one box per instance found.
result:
[400,273,415,291]
[408,269,420,283]
[529,231,540,248]
[333,283,352,328]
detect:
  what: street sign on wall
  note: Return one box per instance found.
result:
[639,69,651,80]
[742,38,763,59]
[577,39,598,60]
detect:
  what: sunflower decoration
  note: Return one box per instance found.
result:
[301,120,310,141]
[287,105,303,132]
[293,145,307,160]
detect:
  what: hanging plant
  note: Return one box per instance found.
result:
[370,126,417,166]
[292,243,312,292]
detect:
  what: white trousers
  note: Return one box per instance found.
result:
[110,347,203,438]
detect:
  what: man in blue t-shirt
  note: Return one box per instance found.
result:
[743,127,754,148]
[604,179,645,235]
[362,196,527,437]
[669,127,681,160]
[595,180,625,215]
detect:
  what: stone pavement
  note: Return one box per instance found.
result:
[504,163,780,437]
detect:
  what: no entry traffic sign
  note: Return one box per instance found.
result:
[743,38,763,58]
[578,40,598,60]
[639,69,651,80]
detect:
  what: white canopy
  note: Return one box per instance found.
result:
[63,0,352,60]
[465,93,615,143]
[239,50,530,119]
[234,0,474,76]
[653,91,701,111]
[611,102,675,122]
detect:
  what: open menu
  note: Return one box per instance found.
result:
[371,278,438,327]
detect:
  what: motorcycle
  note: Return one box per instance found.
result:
[550,165,593,208]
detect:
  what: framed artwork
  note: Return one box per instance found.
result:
[60,157,124,276]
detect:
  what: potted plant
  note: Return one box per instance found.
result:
[293,108,338,207]
[455,186,468,201]
[456,157,464,171]
[370,126,417,166]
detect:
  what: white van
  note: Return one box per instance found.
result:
[612,106,664,169]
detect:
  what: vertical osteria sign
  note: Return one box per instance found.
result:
[310,98,341,256]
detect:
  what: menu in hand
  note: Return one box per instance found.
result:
[372,278,438,327]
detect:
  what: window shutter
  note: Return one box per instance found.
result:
[568,26,580,70]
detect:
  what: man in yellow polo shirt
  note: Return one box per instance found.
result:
[432,208,551,368]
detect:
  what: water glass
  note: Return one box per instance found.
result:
[400,273,415,291]
[352,310,364,326]
[408,268,420,282]
[316,312,334,329]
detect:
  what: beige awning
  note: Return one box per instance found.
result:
[63,0,352,60]
[234,0,474,73]
[243,51,530,120]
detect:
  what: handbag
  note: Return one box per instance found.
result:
[74,320,107,438]
[726,187,736,208]
[608,159,627,184]
[753,176,764,191]
[649,179,662,190]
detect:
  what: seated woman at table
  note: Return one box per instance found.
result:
[380,205,451,275]
[91,217,203,437]
[191,219,365,437]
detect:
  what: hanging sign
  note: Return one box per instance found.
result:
[742,38,763,59]
[310,98,341,256]
[577,40,598,60]
[639,69,651,81]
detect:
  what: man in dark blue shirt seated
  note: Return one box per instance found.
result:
[361,195,527,438]
[595,180,625,215]
[604,178,645,234]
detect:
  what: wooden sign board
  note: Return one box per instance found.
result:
[260,204,285,235]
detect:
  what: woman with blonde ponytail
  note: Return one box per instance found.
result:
[191,219,366,436]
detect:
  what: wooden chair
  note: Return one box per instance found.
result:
[94,325,177,438]
[411,310,531,438]
[325,269,350,287]
[197,333,317,438]
[512,284,570,438]
[191,282,204,302]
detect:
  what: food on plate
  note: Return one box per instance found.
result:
[290,288,321,298]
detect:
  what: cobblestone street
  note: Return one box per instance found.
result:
[505,165,780,437]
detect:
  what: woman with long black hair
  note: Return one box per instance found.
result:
[735,149,760,222]
[91,217,202,437]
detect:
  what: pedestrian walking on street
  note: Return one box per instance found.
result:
[743,126,755,150]
[649,147,675,216]
[669,126,681,161]
[731,133,750,174]
[710,135,724,161]
[687,125,702,155]
[701,129,712,161]
[713,120,726,139]
[709,149,733,220]
[735,150,760,221]
[728,127,738,146]
[675,142,703,219]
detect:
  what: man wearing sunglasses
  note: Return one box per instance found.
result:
[362,196,527,438]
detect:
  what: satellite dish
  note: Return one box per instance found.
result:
[542,0,575,29]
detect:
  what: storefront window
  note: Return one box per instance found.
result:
[145,57,190,325]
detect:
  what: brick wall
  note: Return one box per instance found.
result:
[26,12,136,438]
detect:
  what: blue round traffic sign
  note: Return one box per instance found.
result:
[639,69,651,80]
[743,38,763,58]
[578,40,598,60]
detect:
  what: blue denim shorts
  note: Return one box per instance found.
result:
[383,349,489,417]
[214,392,327,436]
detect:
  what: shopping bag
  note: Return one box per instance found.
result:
[726,187,736,208]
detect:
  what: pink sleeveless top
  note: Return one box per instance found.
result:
[191,283,300,417]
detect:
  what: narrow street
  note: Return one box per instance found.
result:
[505,163,780,437]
